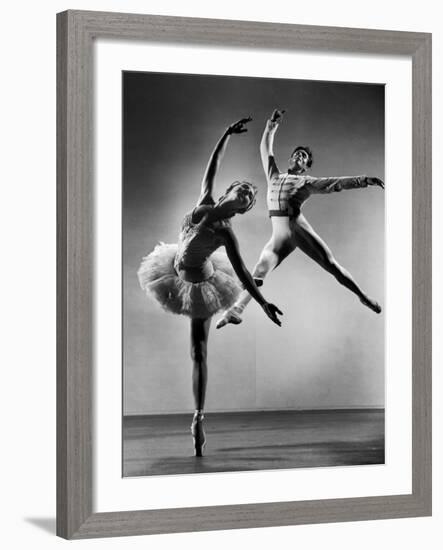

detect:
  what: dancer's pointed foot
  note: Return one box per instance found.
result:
[215,307,243,329]
[190,411,206,457]
[360,296,382,314]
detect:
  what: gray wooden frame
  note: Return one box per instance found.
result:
[57,9,432,539]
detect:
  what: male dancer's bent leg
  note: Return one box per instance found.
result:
[293,214,381,313]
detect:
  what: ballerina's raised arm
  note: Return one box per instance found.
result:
[197,117,252,206]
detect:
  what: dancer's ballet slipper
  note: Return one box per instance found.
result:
[360,296,382,314]
[215,307,243,329]
[190,411,206,457]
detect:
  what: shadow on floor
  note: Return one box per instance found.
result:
[24,517,56,535]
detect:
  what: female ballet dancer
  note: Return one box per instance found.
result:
[217,109,384,329]
[137,117,283,457]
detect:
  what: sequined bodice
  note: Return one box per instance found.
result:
[174,211,224,275]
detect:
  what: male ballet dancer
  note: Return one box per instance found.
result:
[216,109,384,329]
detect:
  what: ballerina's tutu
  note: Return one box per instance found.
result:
[137,243,242,318]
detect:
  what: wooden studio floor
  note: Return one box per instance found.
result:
[122,409,385,477]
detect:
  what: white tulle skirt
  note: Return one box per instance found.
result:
[137,243,242,318]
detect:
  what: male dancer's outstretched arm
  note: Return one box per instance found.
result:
[304,174,384,193]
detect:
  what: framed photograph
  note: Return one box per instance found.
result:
[57,10,431,539]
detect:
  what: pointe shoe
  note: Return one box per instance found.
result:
[190,412,206,457]
[360,296,382,314]
[215,308,243,329]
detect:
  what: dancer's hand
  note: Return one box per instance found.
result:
[262,302,283,327]
[227,117,252,135]
[270,109,285,124]
[366,176,385,189]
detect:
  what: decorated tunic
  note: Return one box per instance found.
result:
[267,171,369,217]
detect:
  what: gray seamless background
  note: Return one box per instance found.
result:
[123,72,385,415]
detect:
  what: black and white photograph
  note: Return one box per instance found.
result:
[2,0,437,545]
[122,71,385,477]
